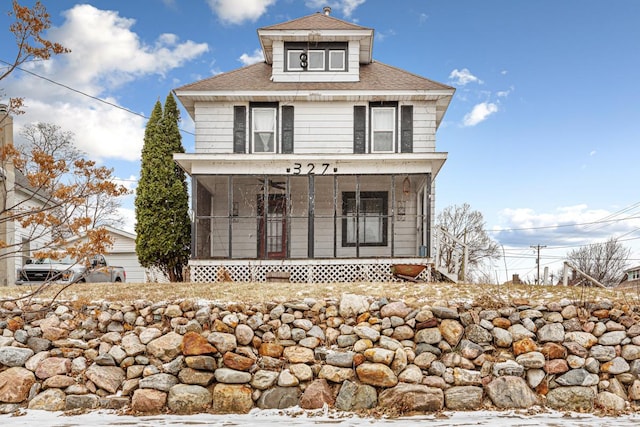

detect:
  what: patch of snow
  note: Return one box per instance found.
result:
[2,408,640,427]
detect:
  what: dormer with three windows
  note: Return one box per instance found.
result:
[258,7,373,83]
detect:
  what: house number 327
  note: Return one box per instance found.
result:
[290,163,332,175]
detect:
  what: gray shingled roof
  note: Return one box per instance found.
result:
[259,12,371,31]
[175,61,454,93]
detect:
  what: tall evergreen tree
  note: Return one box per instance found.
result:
[135,94,191,281]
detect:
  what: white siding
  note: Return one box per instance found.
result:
[195,102,237,153]
[411,102,437,153]
[293,102,355,154]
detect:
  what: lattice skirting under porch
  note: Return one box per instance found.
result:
[187,260,432,283]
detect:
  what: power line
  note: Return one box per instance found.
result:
[0,58,195,136]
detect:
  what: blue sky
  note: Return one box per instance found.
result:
[1,0,639,282]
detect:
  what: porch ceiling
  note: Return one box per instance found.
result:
[174,152,447,177]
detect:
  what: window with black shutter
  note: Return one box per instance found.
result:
[233,106,246,153]
[353,106,366,154]
[401,105,413,153]
[281,106,294,154]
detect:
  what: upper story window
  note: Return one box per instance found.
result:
[371,107,395,153]
[252,106,277,153]
[285,42,348,72]
[629,269,640,280]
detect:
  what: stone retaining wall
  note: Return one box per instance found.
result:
[1,294,639,414]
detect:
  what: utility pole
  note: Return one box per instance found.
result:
[530,244,547,285]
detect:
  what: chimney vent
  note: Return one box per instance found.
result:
[0,104,7,114]
[323,6,331,16]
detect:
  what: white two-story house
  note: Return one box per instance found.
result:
[174,8,454,283]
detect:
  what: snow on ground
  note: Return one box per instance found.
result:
[2,408,640,427]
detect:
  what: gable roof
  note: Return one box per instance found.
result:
[260,12,372,31]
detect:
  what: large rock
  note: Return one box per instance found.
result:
[380,301,411,319]
[356,362,398,387]
[168,384,212,413]
[185,355,217,371]
[537,323,565,343]
[257,386,300,409]
[415,328,441,345]
[565,332,598,349]
[27,388,66,411]
[223,352,255,371]
[595,391,626,412]
[65,394,99,411]
[0,367,35,403]
[546,386,595,411]
[299,379,335,409]
[35,357,70,379]
[555,369,599,386]
[121,333,146,356]
[132,389,167,413]
[485,376,539,408]
[0,347,34,367]
[339,294,369,318]
[378,383,443,413]
[214,368,251,384]
[251,370,279,390]
[283,346,315,364]
[445,386,483,410]
[318,365,355,383]
[85,365,126,394]
[211,384,253,414]
[178,368,215,386]
[147,332,183,362]
[439,319,464,347]
[139,373,179,392]
[181,331,217,356]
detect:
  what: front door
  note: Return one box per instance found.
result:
[258,194,287,259]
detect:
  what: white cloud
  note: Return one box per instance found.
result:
[496,86,514,98]
[449,68,482,86]
[375,29,396,42]
[239,49,265,66]
[4,4,208,162]
[462,102,498,126]
[590,150,597,156]
[493,204,640,247]
[419,13,428,24]
[305,0,366,17]
[207,0,276,24]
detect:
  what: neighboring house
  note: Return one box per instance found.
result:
[616,265,640,290]
[69,226,168,283]
[173,8,454,283]
[0,110,51,286]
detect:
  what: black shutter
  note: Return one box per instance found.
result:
[281,106,294,154]
[353,106,366,154]
[233,106,246,153]
[401,105,413,153]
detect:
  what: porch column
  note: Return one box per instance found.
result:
[307,174,315,258]
[426,173,432,258]
[391,174,395,257]
[228,176,233,258]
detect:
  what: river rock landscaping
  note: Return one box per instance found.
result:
[0,293,639,415]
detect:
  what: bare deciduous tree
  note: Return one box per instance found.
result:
[18,123,129,231]
[437,203,500,282]
[566,237,630,287]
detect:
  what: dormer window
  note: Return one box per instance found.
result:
[285,42,347,72]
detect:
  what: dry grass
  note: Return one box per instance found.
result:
[1,280,639,309]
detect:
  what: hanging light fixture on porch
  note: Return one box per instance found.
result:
[403,176,411,196]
